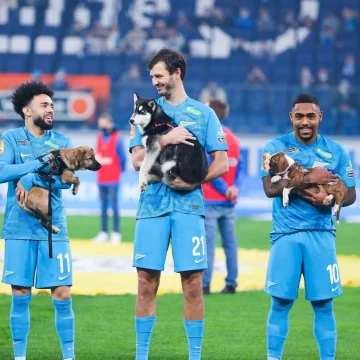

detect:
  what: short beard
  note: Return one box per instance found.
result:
[162,80,176,99]
[297,129,315,142]
[33,115,53,130]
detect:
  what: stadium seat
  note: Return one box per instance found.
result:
[74,6,91,29]
[31,36,57,73]
[0,4,9,25]
[58,37,85,74]
[6,35,30,72]
[19,6,36,26]
[62,36,84,55]
[48,0,65,11]
[0,34,9,71]
[189,40,209,57]
[45,8,62,27]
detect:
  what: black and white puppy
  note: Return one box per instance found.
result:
[130,93,208,192]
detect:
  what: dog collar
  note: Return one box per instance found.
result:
[152,122,175,129]
[50,150,68,176]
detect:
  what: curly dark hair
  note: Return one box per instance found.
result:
[148,48,187,80]
[11,80,54,119]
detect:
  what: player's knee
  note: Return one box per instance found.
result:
[311,299,333,314]
[11,286,31,297]
[51,286,71,300]
[271,296,294,312]
[182,271,203,299]
[137,273,159,296]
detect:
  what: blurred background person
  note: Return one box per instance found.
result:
[199,81,227,103]
[120,63,142,83]
[202,99,244,295]
[331,79,359,135]
[51,68,69,91]
[92,113,127,244]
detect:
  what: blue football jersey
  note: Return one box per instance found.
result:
[0,127,72,241]
[129,97,228,219]
[261,132,356,241]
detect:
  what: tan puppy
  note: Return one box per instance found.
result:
[265,152,347,222]
[19,146,101,233]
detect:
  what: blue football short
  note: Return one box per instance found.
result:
[2,240,73,289]
[265,231,342,301]
[133,211,207,272]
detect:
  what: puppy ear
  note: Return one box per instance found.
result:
[278,156,289,173]
[134,92,139,104]
[75,148,84,165]
[148,100,156,111]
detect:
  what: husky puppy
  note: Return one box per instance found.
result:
[130,93,208,192]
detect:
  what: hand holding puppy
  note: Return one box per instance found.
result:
[300,185,334,206]
[160,127,196,148]
[305,167,338,185]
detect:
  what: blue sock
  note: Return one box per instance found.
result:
[135,316,156,360]
[184,319,204,360]
[10,293,32,358]
[266,297,294,359]
[312,299,336,360]
[53,298,75,360]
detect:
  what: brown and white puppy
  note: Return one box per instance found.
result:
[19,146,102,233]
[265,152,347,222]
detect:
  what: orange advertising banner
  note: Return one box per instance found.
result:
[0,73,110,123]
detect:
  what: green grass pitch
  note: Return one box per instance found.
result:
[1,216,360,359]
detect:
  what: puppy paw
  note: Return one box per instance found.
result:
[332,204,340,216]
[72,187,78,195]
[140,182,147,193]
[323,194,334,205]
[283,198,289,207]
[271,175,282,184]
[52,225,60,233]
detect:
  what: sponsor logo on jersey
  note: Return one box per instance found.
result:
[284,147,299,153]
[17,139,30,144]
[347,172,354,178]
[44,140,60,149]
[186,107,201,116]
[316,148,333,159]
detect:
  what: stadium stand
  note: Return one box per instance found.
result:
[0,0,359,135]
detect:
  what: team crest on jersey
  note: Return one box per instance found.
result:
[0,140,4,154]
[284,147,299,153]
[130,124,135,139]
[17,139,30,144]
[312,161,330,168]
[261,152,271,171]
[179,120,196,127]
